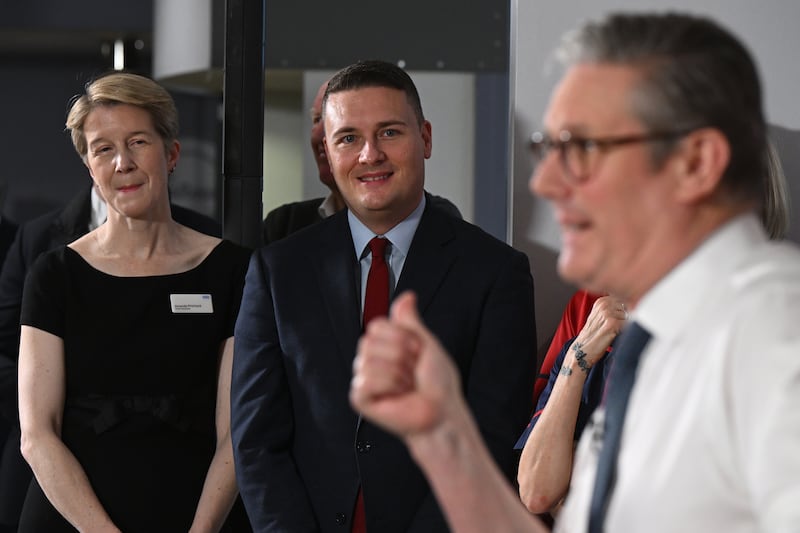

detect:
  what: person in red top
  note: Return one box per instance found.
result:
[517,293,626,515]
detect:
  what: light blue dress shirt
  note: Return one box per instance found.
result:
[348,195,426,319]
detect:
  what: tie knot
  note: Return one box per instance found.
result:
[369,237,388,261]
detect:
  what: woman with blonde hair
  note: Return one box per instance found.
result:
[17,72,251,532]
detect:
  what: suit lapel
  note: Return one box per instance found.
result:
[313,211,362,368]
[52,186,93,245]
[309,206,459,389]
[395,206,458,315]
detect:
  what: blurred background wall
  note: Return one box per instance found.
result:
[1,0,797,350]
[0,0,511,244]
[512,0,800,343]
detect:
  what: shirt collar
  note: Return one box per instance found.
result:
[318,192,339,219]
[349,194,426,259]
[89,186,107,230]
[633,213,766,344]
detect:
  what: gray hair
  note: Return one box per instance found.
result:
[557,12,766,203]
[761,139,791,240]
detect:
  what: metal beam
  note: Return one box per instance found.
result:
[222,0,264,248]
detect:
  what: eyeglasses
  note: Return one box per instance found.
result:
[529,128,695,184]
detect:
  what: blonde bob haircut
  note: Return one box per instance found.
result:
[66,71,179,162]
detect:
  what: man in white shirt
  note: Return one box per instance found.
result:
[349,11,800,533]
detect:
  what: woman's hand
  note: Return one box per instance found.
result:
[569,295,628,369]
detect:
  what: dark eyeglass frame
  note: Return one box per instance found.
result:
[529,128,697,184]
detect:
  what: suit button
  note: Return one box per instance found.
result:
[356,441,372,453]
[335,512,346,525]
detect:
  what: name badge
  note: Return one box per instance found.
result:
[170,294,214,314]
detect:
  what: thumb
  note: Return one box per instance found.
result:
[391,291,442,353]
[390,291,428,336]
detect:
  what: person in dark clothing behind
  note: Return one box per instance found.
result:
[0,184,17,533]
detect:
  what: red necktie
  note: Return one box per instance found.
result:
[353,237,390,533]
[362,237,390,328]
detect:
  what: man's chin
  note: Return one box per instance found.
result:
[557,258,594,292]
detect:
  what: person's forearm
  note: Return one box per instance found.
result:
[21,431,120,532]
[518,355,586,513]
[190,433,239,533]
[406,397,549,533]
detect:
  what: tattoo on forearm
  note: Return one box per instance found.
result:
[571,342,592,373]
[560,365,572,376]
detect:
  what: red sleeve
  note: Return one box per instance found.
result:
[532,290,602,403]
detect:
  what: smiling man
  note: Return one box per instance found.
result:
[260,79,461,246]
[231,60,537,533]
[349,13,800,533]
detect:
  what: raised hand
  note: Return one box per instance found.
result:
[569,295,628,369]
[350,291,463,439]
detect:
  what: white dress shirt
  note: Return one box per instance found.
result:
[89,185,107,230]
[318,192,339,220]
[556,214,800,533]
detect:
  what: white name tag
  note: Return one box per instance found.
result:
[170,294,214,314]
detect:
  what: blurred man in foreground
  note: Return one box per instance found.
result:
[351,12,800,533]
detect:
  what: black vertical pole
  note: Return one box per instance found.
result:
[222,0,264,248]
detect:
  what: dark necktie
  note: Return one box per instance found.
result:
[588,321,651,533]
[353,237,390,533]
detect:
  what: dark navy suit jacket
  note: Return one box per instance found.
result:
[261,192,463,246]
[232,203,537,532]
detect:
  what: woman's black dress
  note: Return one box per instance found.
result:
[17,241,251,532]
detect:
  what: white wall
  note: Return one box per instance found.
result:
[153,0,212,80]
[262,101,304,215]
[413,72,476,221]
[512,0,800,346]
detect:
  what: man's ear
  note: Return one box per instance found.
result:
[421,120,432,159]
[671,127,730,204]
